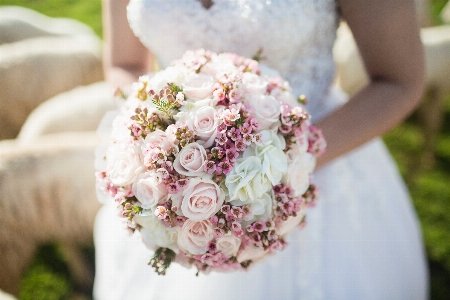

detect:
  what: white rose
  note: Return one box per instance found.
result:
[178,177,224,220]
[270,87,296,107]
[286,151,316,197]
[201,56,238,77]
[217,235,241,258]
[173,143,209,177]
[225,156,271,204]
[177,220,214,255]
[187,106,220,147]
[182,74,215,100]
[134,214,178,252]
[236,244,267,263]
[243,130,287,185]
[148,65,193,91]
[245,94,281,130]
[241,72,267,95]
[132,172,169,210]
[108,145,144,186]
[111,114,134,144]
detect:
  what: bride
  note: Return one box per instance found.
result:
[94,0,429,299]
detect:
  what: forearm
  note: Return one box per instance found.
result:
[315,78,423,168]
[103,0,153,88]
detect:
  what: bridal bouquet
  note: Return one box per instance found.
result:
[95,49,326,275]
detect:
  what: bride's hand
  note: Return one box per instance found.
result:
[316,0,425,168]
[103,0,154,88]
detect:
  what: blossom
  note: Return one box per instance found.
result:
[178,177,224,220]
[182,74,215,100]
[142,130,177,155]
[243,130,287,185]
[132,172,169,210]
[187,106,221,148]
[107,145,144,186]
[225,156,271,203]
[202,56,238,77]
[241,72,267,95]
[177,220,214,255]
[134,214,178,252]
[245,94,281,130]
[174,142,209,177]
[285,150,316,197]
[216,235,241,258]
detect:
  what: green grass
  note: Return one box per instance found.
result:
[0,0,102,36]
[1,1,450,299]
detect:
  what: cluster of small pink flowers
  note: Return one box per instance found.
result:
[154,200,187,228]
[245,220,285,254]
[278,104,310,148]
[209,204,251,238]
[203,105,262,177]
[129,108,165,140]
[307,125,327,157]
[95,49,325,276]
[273,183,304,223]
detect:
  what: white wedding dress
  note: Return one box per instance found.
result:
[93,1,429,299]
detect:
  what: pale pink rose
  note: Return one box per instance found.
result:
[236,244,267,263]
[182,74,215,100]
[187,106,220,148]
[108,145,144,186]
[245,94,281,130]
[142,130,177,154]
[201,57,238,77]
[180,177,224,220]
[277,211,305,237]
[173,143,208,176]
[132,173,169,209]
[217,235,241,257]
[241,72,267,95]
[177,220,214,255]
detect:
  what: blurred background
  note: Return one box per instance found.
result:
[0,0,449,299]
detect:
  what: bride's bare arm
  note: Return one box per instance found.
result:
[103,0,154,87]
[316,0,425,167]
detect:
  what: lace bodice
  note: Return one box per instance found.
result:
[127,0,339,118]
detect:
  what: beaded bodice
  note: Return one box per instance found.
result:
[128,0,339,117]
